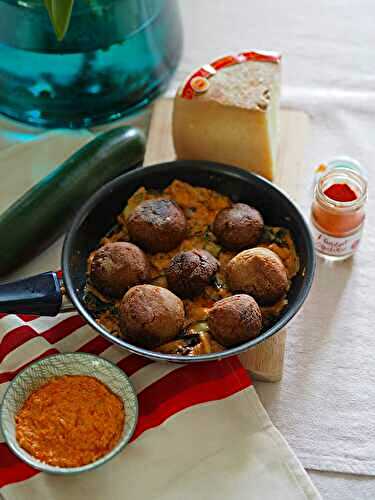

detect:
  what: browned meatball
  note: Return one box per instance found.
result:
[90,242,150,298]
[119,285,185,349]
[226,247,288,305]
[166,249,219,298]
[213,203,264,250]
[207,294,262,347]
[127,199,187,253]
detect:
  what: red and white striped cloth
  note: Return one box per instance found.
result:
[0,310,320,500]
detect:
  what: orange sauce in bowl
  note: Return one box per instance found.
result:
[15,375,124,468]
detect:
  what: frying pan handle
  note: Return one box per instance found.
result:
[0,272,66,316]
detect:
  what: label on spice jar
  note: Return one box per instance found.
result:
[312,226,363,257]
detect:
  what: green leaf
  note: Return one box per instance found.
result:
[44,0,53,18]
[44,0,75,41]
[203,240,222,258]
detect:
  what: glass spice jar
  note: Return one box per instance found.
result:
[311,161,367,261]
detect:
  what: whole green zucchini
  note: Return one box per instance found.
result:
[0,126,145,276]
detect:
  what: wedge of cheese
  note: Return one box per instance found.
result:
[172,52,281,180]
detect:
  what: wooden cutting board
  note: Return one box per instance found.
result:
[144,98,310,382]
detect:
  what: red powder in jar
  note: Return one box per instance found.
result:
[324,183,357,202]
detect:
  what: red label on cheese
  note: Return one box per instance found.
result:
[181,51,281,99]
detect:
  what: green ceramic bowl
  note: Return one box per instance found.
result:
[0,352,138,474]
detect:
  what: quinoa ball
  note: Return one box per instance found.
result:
[207,294,262,347]
[166,249,219,298]
[119,285,185,349]
[225,247,289,305]
[90,242,150,298]
[213,203,264,250]
[127,199,187,253]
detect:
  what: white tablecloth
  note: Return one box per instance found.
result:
[173,0,375,498]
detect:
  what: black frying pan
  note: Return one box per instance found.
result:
[0,161,316,362]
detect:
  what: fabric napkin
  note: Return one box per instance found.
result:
[0,130,93,214]
[0,312,320,500]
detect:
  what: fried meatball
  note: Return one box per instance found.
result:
[213,203,264,250]
[166,249,219,298]
[226,247,289,305]
[119,285,185,349]
[207,294,262,347]
[127,199,187,253]
[90,242,150,298]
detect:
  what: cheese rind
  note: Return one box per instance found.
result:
[172,58,281,180]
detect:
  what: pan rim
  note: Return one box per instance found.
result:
[62,160,316,363]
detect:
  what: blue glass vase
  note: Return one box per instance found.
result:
[0,0,182,128]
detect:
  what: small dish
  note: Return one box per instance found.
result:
[0,352,138,474]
